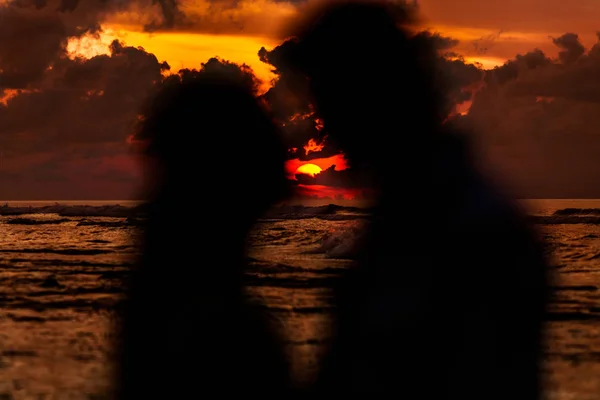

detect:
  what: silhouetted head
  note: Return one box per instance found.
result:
[137,74,290,225]
[281,0,444,171]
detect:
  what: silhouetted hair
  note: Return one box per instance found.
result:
[139,74,289,212]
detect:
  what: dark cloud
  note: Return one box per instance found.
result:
[501,35,600,103]
[0,49,265,199]
[258,28,483,161]
[414,30,459,50]
[142,0,187,32]
[1,0,316,38]
[260,24,600,199]
[3,0,184,35]
[258,40,324,160]
[0,0,146,89]
[1,0,277,200]
[294,165,371,189]
[0,6,67,88]
[2,0,600,200]
[0,36,171,199]
[484,49,551,85]
[0,40,169,147]
[551,33,585,64]
[413,30,484,111]
[128,0,305,35]
[462,33,600,198]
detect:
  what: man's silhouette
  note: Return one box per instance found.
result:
[282,1,550,398]
[114,74,292,398]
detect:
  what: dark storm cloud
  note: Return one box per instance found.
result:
[3,0,599,200]
[1,0,274,199]
[2,0,286,36]
[258,28,483,160]
[463,33,600,198]
[3,0,182,34]
[261,23,600,198]
[126,0,307,35]
[499,34,600,103]
[551,33,585,64]
[413,30,458,50]
[140,0,186,32]
[0,36,172,199]
[483,49,551,85]
[178,57,259,92]
[258,41,319,159]
[0,6,67,88]
[413,30,484,109]
[0,0,135,89]
[0,51,260,199]
[0,0,316,83]
[0,40,169,149]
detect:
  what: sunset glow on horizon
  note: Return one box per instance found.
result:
[2,0,600,201]
[4,4,600,399]
[49,11,600,201]
[285,154,350,181]
[296,184,367,201]
[67,27,279,92]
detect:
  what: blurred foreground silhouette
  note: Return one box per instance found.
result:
[283,1,550,398]
[114,74,292,398]
[114,1,550,397]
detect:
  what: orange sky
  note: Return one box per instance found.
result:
[64,0,600,102]
[70,0,600,80]
[62,0,600,202]
[67,28,280,93]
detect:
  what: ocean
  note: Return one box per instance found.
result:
[1,199,599,399]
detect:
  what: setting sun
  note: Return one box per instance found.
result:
[295,163,322,178]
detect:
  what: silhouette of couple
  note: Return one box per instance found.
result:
[115,2,549,399]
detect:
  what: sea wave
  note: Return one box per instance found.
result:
[531,208,600,224]
[552,208,600,216]
[1,216,143,228]
[3,203,600,226]
[309,224,367,259]
[306,207,600,260]
[0,203,373,220]
[262,204,372,221]
[0,203,144,218]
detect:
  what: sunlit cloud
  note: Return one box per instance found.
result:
[0,89,24,105]
[303,138,326,155]
[67,30,120,59]
[100,25,278,90]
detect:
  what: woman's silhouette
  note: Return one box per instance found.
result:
[114,72,292,399]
